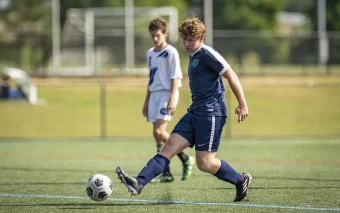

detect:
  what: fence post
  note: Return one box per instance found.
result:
[100,82,107,139]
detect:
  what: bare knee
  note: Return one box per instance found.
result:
[196,153,221,174]
[196,161,218,173]
[153,128,164,140]
[196,162,210,173]
[159,133,190,160]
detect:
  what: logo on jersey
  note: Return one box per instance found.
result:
[157,51,168,58]
[160,108,169,115]
[149,68,158,85]
[192,58,199,68]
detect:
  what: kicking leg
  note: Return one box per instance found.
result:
[152,119,194,182]
[151,120,174,182]
[139,133,191,186]
[116,133,190,195]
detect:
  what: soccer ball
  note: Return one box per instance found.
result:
[86,174,113,201]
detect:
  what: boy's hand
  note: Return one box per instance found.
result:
[142,103,148,118]
[235,105,248,123]
[167,99,176,115]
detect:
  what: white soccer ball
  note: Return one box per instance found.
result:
[86,174,113,201]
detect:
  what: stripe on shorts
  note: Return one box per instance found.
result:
[208,116,215,152]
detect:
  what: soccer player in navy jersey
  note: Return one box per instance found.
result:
[116,16,251,202]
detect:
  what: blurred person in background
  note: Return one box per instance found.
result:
[142,18,195,183]
[0,75,25,100]
[116,16,251,202]
[0,75,10,99]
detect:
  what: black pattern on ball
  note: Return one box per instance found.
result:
[94,178,103,187]
[98,191,107,199]
[86,187,93,196]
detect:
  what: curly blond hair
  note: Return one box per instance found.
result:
[178,16,206,39]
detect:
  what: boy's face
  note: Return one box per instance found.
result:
[150,29,167,49]
[181,35,204,54]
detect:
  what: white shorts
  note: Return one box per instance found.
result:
[147,90,179,123]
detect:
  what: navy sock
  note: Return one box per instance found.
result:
[214,160,243,185]
[137,154,170,186]
[156,144,171,176]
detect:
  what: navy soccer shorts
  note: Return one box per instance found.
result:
[171,112,226,152]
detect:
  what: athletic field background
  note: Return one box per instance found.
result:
[0,76,340,212]
[0,76,339,139]
[0,139,339,212]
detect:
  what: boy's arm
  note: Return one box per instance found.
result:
[142,83,151,118]
[222,67,248,123]
[167,48,181,116]
[144,51,151,118]
[167,78,178,115]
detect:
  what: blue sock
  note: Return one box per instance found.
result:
[137,154,170,186]
[214,160,243,185]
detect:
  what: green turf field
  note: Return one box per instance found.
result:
[0,139,339,213]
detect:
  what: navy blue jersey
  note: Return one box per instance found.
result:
[188,44,230,116]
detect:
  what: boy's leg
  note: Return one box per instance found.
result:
[195,151,252,202]
[116,133,191,195]
[140,131,191,186]
[193,115,252,202]
[149,144,174,183]
[196,151,243,184]
[152,119,194,182]
[151,120,173,182]
[154,91,194,171]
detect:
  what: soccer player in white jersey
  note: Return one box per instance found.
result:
[142,18,195,183]
[116,16,251,202]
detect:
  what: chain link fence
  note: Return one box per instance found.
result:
[1,31,340,76]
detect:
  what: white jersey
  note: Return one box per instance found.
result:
[146,44,183,92]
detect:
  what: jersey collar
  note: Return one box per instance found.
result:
[153,44,168,52]
[190,44,205,57]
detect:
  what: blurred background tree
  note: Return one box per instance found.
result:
[0,0,51,71]
[195,0,287,67]
[308,0,340,64]
[1,0,340,73]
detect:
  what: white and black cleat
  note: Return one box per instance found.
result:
[115,166,143,195]
[234,173,252,202]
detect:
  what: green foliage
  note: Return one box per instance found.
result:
[326,0,340,31]
[308,0,340,31]
[211,0,286,65]
[284,0,314,12]
[0,0,52,31]
[213,0,286,30]
[59,0,188,27]
[306,0,340,64]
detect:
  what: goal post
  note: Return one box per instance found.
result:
[50,6,178,76]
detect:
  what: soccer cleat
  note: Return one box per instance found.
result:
[150,174,174,183]
[115,166,143,195]
[182,156,195,180]
[234,173,252,202]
